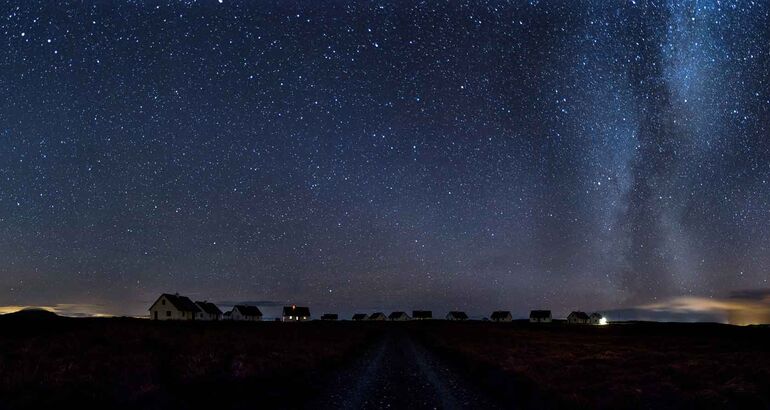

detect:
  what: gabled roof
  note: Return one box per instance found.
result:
[589,312,603,318]
[234,305,263,317]
[321,313,338,320]
[154,293,200,313]
[490,311,511,319]
[530,310,551,318]
[412,310,432,319]
[447,311,468,320]
[568,311,589,320]
[369,312,386,319]
[352,313,368,320]
[195,301,223,315]
[389,311,409,319]
[283,306,310,317]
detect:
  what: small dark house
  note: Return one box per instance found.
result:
[490,311,513,322]
[195,301,223,321]
[567,311,590,324]
[412,310,432,320]
[389,311,410,321]
[446,311,469,321]
[529,310,552,323]
[352,313,368,321]
[283,305,311,322]
[368,312,387,321]
[231,305,263,321]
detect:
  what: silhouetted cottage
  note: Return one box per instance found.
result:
[195,301,223,321]
[283,305,311,322]
[321,313,338,321]
[529,310,552,323]
[490,311,512,322]
[567,311,590,324]
[368,312,387,321]
[149,293,200,320]
[389,311,410,321]
[223,311,232,320]
[589,312,606,325]
[230,305,263,321]
[446,311,469,321]
[352,313,368,321]
[412,310,432,320]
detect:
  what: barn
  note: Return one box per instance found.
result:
[149,293,200,321]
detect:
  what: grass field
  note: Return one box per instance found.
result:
[0,313,378,409]
[417,321,770,409]
[1,312,768,409]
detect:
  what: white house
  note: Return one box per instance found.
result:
[195,301,223,321]
[529,310,552,323]
[589,312,606,325]
[230,305,263,321]
[567,311,589,324]
[490,311,512,322]
[149,293,200,320]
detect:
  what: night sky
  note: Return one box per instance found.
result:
[2,1,769,320]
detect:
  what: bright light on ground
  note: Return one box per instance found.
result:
[599,317,608,325]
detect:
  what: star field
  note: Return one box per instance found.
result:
[1,1,769,318]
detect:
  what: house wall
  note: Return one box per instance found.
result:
[282,315,308,322]
[149,296,193,320]
[231,310,260,321]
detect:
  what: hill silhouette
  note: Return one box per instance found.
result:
[0,308,62,321]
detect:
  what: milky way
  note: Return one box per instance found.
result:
[1,1,769,318]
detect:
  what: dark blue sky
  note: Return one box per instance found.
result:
[1,1,769,319]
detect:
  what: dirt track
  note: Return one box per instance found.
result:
[309,328,500,410]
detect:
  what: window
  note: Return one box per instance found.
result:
[166,311,171,317]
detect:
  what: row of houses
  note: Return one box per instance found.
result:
[351,310,601,324]
[148,294,606,324]
[149,293,310,322]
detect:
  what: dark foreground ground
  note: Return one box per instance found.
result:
[0,313,769,409]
